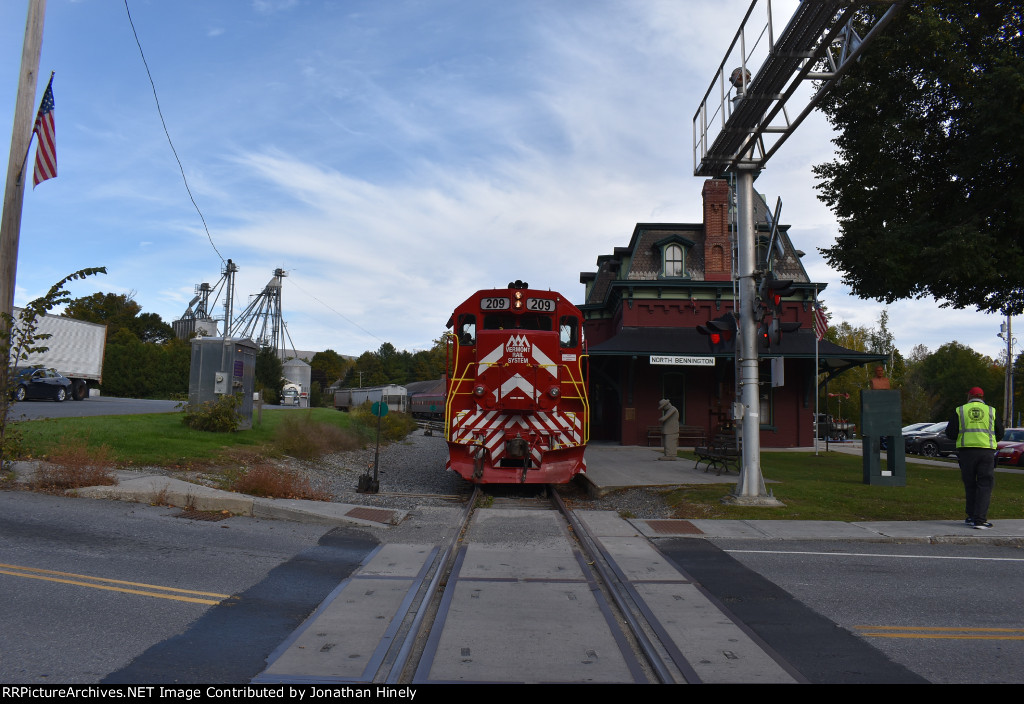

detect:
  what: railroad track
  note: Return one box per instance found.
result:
[256,485,800,684]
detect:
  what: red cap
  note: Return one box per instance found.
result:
[968,387,985,398]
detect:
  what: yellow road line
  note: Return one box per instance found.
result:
[855,625,1024,640]
[0,562,233,605]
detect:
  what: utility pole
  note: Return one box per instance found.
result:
[0,0,47,319]
[999,315,1014,426]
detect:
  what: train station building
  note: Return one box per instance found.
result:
[578,178,884,448]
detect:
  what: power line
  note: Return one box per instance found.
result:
[287,274,385,344]
[123,0,224,264]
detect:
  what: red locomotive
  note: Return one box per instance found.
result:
[444,281,589,484]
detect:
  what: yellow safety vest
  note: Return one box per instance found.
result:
[956,400,997,449]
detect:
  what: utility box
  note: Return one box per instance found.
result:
[861,389,905,486]
[189,337,257,430]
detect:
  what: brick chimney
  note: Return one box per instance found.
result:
[702,179,732,282]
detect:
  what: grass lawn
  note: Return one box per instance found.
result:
[13,408,372,468]
[664,450,1024,522]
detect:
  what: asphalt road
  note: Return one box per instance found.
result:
[660,538,1024,684]
[5,485,1023,683]
[8,396,310,421]
[0,491,377,683]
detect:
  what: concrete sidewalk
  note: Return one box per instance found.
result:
[7,442,1021,542]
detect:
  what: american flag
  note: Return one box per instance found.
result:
[32,76,56,188]
[814,303,828,341]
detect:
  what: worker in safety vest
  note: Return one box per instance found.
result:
[945,387,1003,529]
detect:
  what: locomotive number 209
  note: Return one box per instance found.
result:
[481,297,510,310]
[526,298,554,312]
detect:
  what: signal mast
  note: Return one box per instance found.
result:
[692,0,905,502]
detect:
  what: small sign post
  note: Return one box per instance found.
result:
[358,401,388,493]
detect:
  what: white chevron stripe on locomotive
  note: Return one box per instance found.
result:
[477,342,504,375]
[452,411,577,459]
[497,374,535,401]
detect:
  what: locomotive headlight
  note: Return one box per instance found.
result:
[548,386,560,399]
[513,291,524,310]
[473,385,486,397]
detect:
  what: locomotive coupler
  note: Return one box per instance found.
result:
[472,445,487,480]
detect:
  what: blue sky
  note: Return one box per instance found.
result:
[0,0,1011,362]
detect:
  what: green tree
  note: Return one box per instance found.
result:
[1012,351,1024,427]
[901,344,936,424]
[255,347,285,404]
[310,349,349,388]
[822,321,871,424]
[410,338,447,382]
[917,342,1004,421]
[814,2,1024,314]
[343,350,386,387]
[102,331,190,398]
[63,291,173,343]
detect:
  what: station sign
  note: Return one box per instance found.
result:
[650,355,715,366]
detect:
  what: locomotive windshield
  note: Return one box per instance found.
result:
[482,313,553,331]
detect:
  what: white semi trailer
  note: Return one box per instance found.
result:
[12,308,106,400]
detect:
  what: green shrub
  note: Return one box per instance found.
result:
[182,394,242,432]
[351,401,416,442]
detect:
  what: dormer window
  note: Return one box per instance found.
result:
[664,244,683,277]
[654,234,694,279]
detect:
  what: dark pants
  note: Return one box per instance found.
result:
[958,448,996,521]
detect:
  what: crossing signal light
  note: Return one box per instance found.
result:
[758,272,796,315]
[763,319,802,347]
[698,313,737,355]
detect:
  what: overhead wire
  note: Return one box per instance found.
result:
[123,0,224,264]
[287,274,385,344]
[123,2,388,350]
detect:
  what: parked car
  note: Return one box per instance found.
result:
[905,421,956,457]
[11,366,72,402]
[881,422,933,450]
[996,428,1024,466]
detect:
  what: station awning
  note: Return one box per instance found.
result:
[587,326,886,379]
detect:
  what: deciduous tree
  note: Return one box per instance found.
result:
[814,2,1024,313]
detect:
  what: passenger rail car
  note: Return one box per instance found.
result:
[445,281,588,484]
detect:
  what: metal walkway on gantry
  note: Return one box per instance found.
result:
[693,0,905,178]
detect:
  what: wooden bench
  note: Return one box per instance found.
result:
[647,425,707,448]
[695,434,740,475]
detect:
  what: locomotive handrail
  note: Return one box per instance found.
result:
[444,334,479,442]
[559,355,590,444]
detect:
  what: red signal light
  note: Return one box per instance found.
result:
[710,332,722,345]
